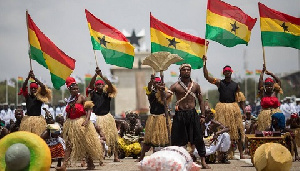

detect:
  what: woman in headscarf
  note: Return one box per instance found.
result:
[56,77,103,171]
[257,64,283,131]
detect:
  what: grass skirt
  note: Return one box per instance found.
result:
[257,108,281,131]
[95,113,118,156]
[19,115,47,136]
[144,114,171,147]
[215,102,244,141]
[63,117,103,162]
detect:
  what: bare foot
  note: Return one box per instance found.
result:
[55,166,66,171]
[114,158,121,162]
[201,164,211,169]
[240,155,251,159]
[135,158,142,162]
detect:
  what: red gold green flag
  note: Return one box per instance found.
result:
[150,14,208,69]
[27,11,76,90]
[206,0,257,47]
[259,3,300,49]
[85,73,92,81]
[245,70,253,75]
[18,77,23,83]
[255,69,262,75]
[85,9,134,69]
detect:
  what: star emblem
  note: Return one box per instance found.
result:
[126,30,142,47]
[281,22,289,32]
[98,36,110,47]
[230,21,240,34]
[166,37,180,48]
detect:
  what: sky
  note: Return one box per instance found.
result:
[0,0,299,92]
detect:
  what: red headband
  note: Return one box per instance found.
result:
[265,77,274,83]
[65,77,76,88]
[30,82,38,89]
[223,67,233,73]
[95,80,105,85]
[154,77,161,83]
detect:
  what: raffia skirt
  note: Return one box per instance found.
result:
[63,116,103,162]
[144,114,171,147]
[257,108,281,131]
[215,102,244,141]
[95,113,118,156]
[19,115,47,136]
[292,128,300,147]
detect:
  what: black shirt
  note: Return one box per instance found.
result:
[26,95,43,116]
[91,91,111,116]
[218,79,238,103]
[148,90,165,115]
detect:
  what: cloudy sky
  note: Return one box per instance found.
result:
[0,0,299,92]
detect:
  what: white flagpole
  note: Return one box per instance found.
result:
[16,77,18,105]
[6,78,8,103]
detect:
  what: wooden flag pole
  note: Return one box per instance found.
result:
[26,10,33,71]
[262,46,266,68]
[93,50,99,68]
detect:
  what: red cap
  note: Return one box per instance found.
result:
[65,77,76,88]
[95,80,105,85]
[30,82,38,89]
[264,77,274,83]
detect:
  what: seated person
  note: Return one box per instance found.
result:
[266,113,300,161]
[118,111,143,159]
[41,108,65,167]
[194,108,231,164]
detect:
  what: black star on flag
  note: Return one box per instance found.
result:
[98,36,110,47]
[230,21,240,34]
[281,22,289,32]
[166,37,180,48]
[126,30,142,47]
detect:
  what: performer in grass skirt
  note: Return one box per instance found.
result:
[257,64,283,131]
[56,77,103,171]
[136,75,172,162]
[19,70,51,136]
[203,56,246,159]
[87,67,120,162]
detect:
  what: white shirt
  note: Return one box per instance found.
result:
[0,109,14,126]
[55,106,66,119]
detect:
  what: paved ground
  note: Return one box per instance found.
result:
[50,150,300,171]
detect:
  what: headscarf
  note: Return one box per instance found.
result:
[291,113,299,119]
[65,77,76,88]
[154,77,161,83]
[271,113,285,130]
[223,66,233,73]
[264,77,274,83]
[95,80,105,85]
[245,105,252,113]
[30,82,38,89]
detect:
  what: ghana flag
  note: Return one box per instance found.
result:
[259,3,300,50]
[206,0,257,47]
[85,9,134,69]
[27,11,76,90]
[150,14,208,69]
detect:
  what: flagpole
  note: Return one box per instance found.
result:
[6,78,8,104]
[16,77,18,105]
[26,10,33,71]
[93,50,99,68]
[262,46,266,68]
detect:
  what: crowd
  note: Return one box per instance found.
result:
[1,61,300,170]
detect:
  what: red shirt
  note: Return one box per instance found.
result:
[66,103,85,119]
[261,96,280,109]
